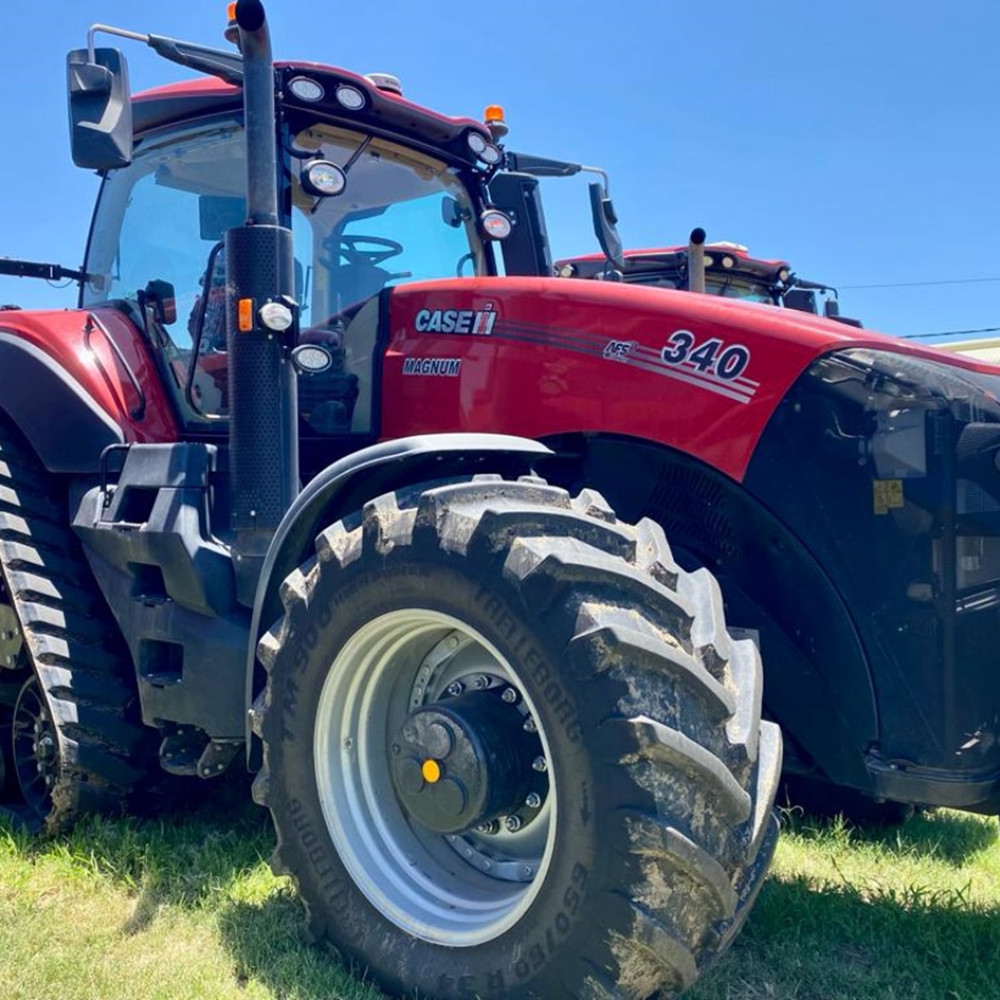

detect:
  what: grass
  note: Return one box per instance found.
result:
[1,787,998,1000]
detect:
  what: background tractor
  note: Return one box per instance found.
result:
[556,234,860,325]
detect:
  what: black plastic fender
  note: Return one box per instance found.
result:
[0,332,124,473]
[542,431,879,792]
[244,432,553,761]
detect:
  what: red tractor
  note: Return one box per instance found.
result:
[0,3,997,998]
[0,6,777,999]
[556,236,859,324]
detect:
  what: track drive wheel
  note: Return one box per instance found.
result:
[253,476,782,999]
[0,420,147,833]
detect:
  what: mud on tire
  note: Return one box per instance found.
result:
[253,476,782,999]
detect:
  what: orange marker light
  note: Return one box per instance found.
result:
[484,105,505,124]
[227,2,237,20]
[238,298,254,332]
[421,759,442,784]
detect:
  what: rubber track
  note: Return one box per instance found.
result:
[256,476,781,1000]
[0,422,147,833]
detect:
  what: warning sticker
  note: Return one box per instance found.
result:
[873,479,904,515]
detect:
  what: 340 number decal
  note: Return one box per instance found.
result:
[660,331,750,381]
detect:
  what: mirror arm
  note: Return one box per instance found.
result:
[579,165,611,197]
[87,24,148,62]
[87,24,245,85]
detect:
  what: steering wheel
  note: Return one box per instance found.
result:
[330,235,405,267]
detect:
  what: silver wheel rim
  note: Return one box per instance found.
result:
[313,609,556,946]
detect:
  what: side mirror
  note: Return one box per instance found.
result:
[142,279,177,326]
[200,195,247,240]
[441,196,470,229]
[67,47,133,170]
[588,182,624,271]
[784,288,818,314]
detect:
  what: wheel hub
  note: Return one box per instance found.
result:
[391,690,539,834]
[12,677,57,814]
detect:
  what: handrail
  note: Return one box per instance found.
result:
[84,312,147,420]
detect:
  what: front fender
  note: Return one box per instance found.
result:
[245,432,554,761]
[0,332,123,472]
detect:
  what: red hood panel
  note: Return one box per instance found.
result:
[382,277,985,481]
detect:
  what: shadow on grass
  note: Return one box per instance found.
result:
[0,771,272,905]
[216,896,390,1000]
[692,869,1000,1000]
[781,803,997,865]
[0,774,389,998]
[3,791,998,1000]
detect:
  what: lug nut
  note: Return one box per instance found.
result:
[472,674,491,690]
[501,687,518,704]
[476,819,500,835]
[505,815,522,832]
[532,756,547,772]
[523,717,537,733]
[447,681,464,697]
[525,792,541,808]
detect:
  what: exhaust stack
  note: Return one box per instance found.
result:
[226,0,298,602]
[688,227,706,293]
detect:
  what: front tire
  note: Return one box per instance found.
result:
[254,477,781,999]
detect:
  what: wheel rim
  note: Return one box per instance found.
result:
[12,676,56,817]
[314,610,556,946]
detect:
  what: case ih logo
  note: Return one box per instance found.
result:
[402,357,462,377]
[415,307,497,335]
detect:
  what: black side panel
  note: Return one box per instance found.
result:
[545,432,878,790]
[245,433,554,755]
[0,333,123,473]
[743,355,1000,788]
[74,443,248,740]
[488,172,554,277]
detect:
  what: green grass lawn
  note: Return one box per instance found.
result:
[1,786,998,1000]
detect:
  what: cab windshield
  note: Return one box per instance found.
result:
[82,117,487,424]
[631,270,777,304]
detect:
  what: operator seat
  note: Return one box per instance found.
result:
[332,262,392,310]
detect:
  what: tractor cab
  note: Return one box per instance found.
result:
[76,60,512,473]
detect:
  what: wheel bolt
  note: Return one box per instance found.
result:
[447,681,464,697]
[525,792,541,809]
[476,819,500,835]
[472,675,490,690]
[532,756,547,772]
[523,717,537,733]
[505,815,522,832]
[501,687,518,704]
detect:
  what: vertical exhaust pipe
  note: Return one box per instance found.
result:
[226,0,298,602]
[687,227,706,293]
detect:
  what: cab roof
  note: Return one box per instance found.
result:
[132,62,490,150]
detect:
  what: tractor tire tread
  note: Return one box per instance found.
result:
[0,419,150,833]
[256,477,778,1000]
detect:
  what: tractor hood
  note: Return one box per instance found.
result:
[382,276,988,481]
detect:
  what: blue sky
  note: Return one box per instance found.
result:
[1,1,998,342]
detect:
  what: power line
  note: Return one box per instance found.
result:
[902,326,1000,341]
[840,276,1000,290]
